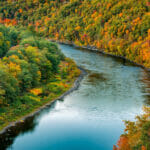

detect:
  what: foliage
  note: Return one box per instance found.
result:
[0,0,149,67]
[0,24,80,130]
[0,25,19,57]
[114,107,150,150]
[0,25,65,104]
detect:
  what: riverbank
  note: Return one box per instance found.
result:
[0,66,86,135]
[1,41,149,150]
[0,26,86,134]
[51,39,150,72]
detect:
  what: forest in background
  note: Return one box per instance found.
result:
[0,0,150,149]
[0,0,149,67]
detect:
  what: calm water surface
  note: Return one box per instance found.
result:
[1,44,150,150]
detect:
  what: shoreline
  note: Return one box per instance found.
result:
[0,66,86,135]
[51,39,150,72]
[1,39,149,137]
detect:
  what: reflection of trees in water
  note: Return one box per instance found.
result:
[87,72,107,84]
[0,116,37,150]
[113,57,150,106]
[140,70,150,105]
[0,100,57,150]
[143,95,150,105]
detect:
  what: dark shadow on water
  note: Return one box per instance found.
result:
[0,100,58,150]
[87,72,108,83]
[0,116,37,150]
[140,70,150,105]
[143,94,150,105]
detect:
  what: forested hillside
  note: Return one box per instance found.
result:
[0,24,80,130]
[0,0,150,67]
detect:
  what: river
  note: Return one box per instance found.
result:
[1,44,150,150]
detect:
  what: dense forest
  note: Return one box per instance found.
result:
[0,24,80,130]
[0,0,149,67]
[0,0,150,149]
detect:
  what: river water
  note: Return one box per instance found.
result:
[1,44,150,150]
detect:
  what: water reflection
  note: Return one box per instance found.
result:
[140,70,150,105]
[0,101,58,150]
[0,116,37,150]
[88,72,108,83]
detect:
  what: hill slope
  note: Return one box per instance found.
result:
[0,0,150,67]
